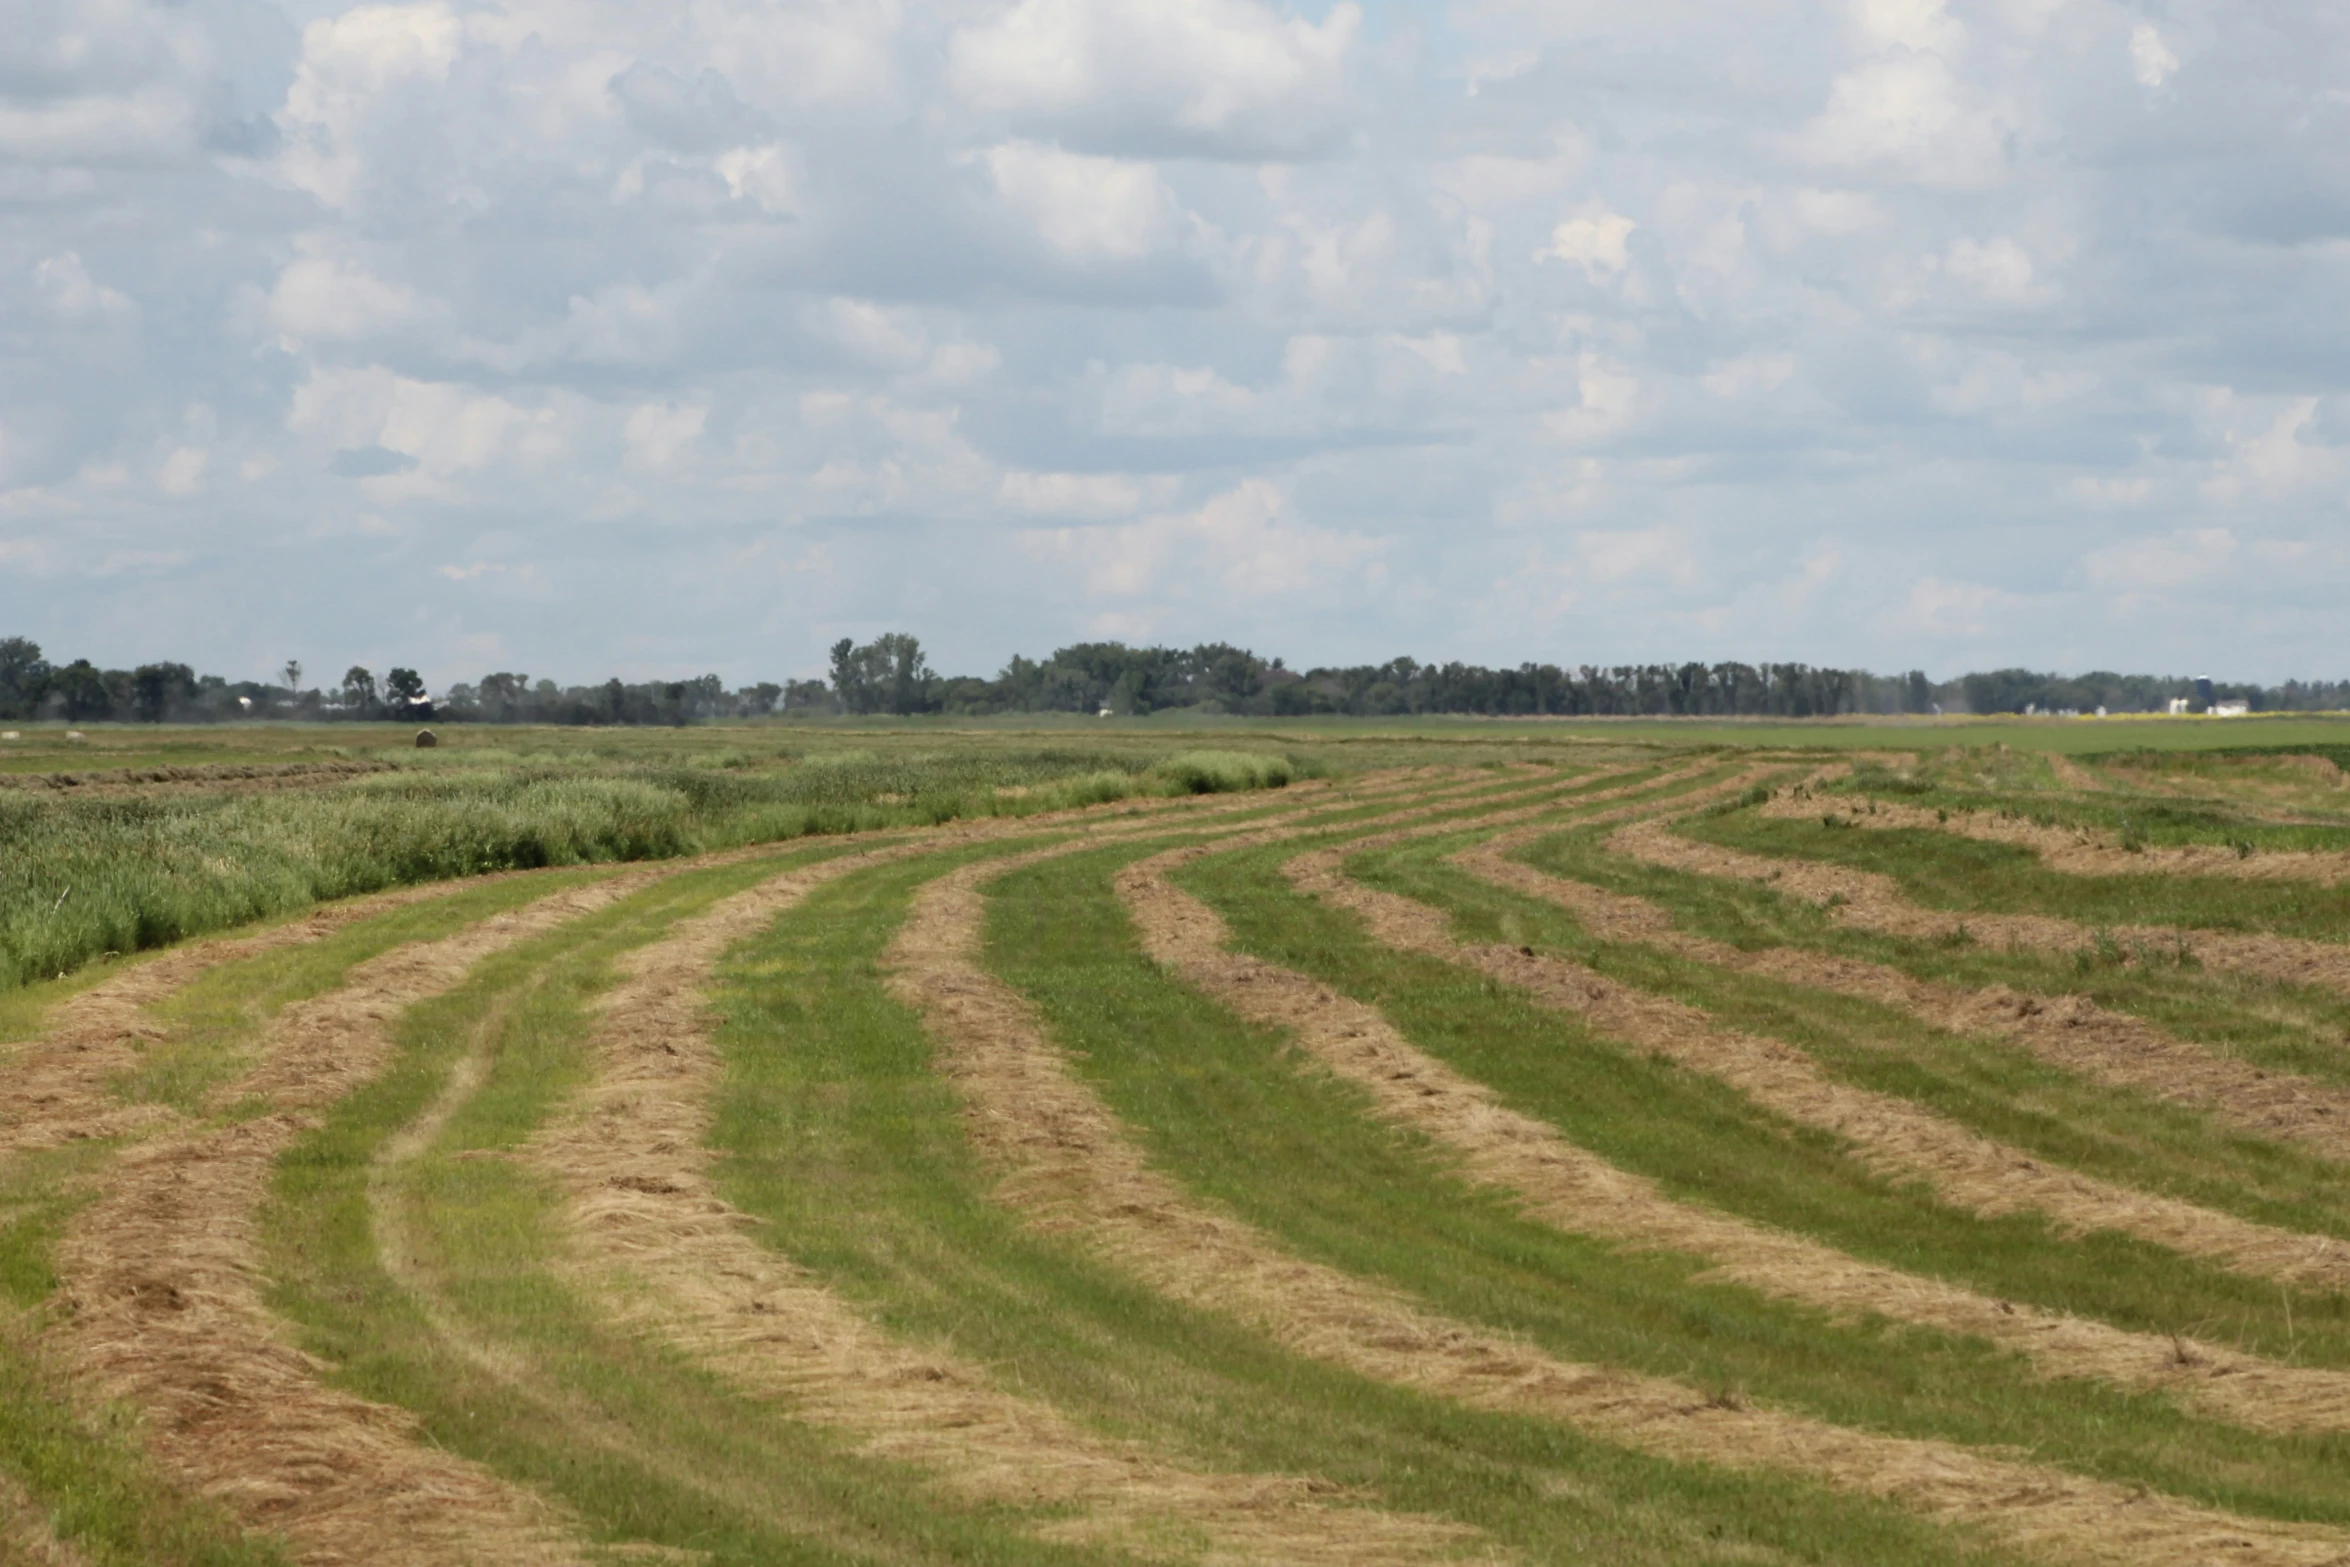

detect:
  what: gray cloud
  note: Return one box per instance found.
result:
[2,0,2347,688]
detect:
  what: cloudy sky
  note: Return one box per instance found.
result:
[3,0,2347,686]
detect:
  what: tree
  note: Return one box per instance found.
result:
[50,659,113,720]
[342,666,377,715]
[281,659,302,695]
[385,668,427,711]
[828,639,862,712]
[0,637,49,719]
[131,662,196,722]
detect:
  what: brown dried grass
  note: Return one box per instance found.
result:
[1761,790,2350,886]
[1167,823,2350,1431]
[530,807,1490,1567]
[1,881,484,1161]
[1612,815,2350,1008]
[888,832,2350,1567]
[9,776,1442,1567]
[44,867,699,1567]
[0,1467,90,1567]
[1456,845,2350,1170]
[1351,852,2350,1293]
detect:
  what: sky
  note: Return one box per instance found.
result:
[3,0,2348,688]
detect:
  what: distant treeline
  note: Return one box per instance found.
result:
[3,632,2344,725]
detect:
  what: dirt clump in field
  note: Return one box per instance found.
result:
[1456,842,2350,1166]
[533,814,1486,1567]
[886,836,2350,1567]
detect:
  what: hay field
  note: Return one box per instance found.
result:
[8,723,2350,1566]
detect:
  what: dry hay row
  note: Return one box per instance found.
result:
[886,833,2350,1567]
[0,880,493,1161]
[528,779,1504,1567]
[1613,810,2350,1002]
[1309,822,2350,1295]
[1455,826,2350,1169]
[19,771,1475,1567]
[1761,785,2350,886]
[1145,802,2350,1432]
[44,865,714,1567]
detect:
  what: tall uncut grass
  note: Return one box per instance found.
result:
[0,746,1305,990]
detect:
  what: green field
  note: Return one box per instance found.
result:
[7,724,2350,1567]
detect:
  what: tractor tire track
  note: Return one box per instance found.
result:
[886,842,2350,1567]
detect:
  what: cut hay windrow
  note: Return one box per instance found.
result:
[30,772,1433,1566]
[1123,785,2350,1431]
[1456,830,2350,1167]
[45,865,708,1567]
[885,838,2350,1567]
[1159,825,2350,1431]
[527,791,1490,1567]
[1609,815,2350,1001]
[1297,834,2350,1296]
[1,881,486,1162]
[1761,788,2350,886]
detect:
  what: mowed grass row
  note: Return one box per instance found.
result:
[1118,828,2350,1520]
[1354,821,2350,1277]
[11,754,2344,1564]
[2,768,1370,1564]
[237,772,2004,1566]
[0,865,634,1567]
[1685,800,2350,939]
[0,744,1312,991]
[1631,799,2350,1090]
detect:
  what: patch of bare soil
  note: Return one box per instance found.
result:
[1614,815,2350,1007]
[530,824,1484,1567]
[1457,845,2350,1168]
[1,879,488,1161]
[889,835,2350,1567]
[44,867,702,1567]
[1169,827,2350,1431]
[1763,788,2350,886]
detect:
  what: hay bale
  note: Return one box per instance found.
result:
[415,729,438,749]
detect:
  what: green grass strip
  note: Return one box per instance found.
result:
[703,842,2023,1567]
[1365,827,2350,1253]
[263,838,1165,1567]
[1105,836,2350,1518]
[1690,808,2350,940]
[1513,815,2350,1096]
[0,867,635,1567]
